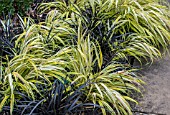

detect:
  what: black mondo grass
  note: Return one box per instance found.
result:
[12,80,102,115]
[0,13,15,58]
[1,0,170,115]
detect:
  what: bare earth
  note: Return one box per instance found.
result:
[134,55,170,115]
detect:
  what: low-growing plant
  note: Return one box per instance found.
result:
[0,18,144,115]
[0,51,70,114]
[0,14,16,58]
[1,0,170,114]
[15,79,101,115]
[0,20,71,114]
[39,0,170,65]
[67,26,143,115]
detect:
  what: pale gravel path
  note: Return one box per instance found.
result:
[134,54,170,115]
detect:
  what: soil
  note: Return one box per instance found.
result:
[133,54,170,115]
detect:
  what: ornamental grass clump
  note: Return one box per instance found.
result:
[0,0,170,114]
